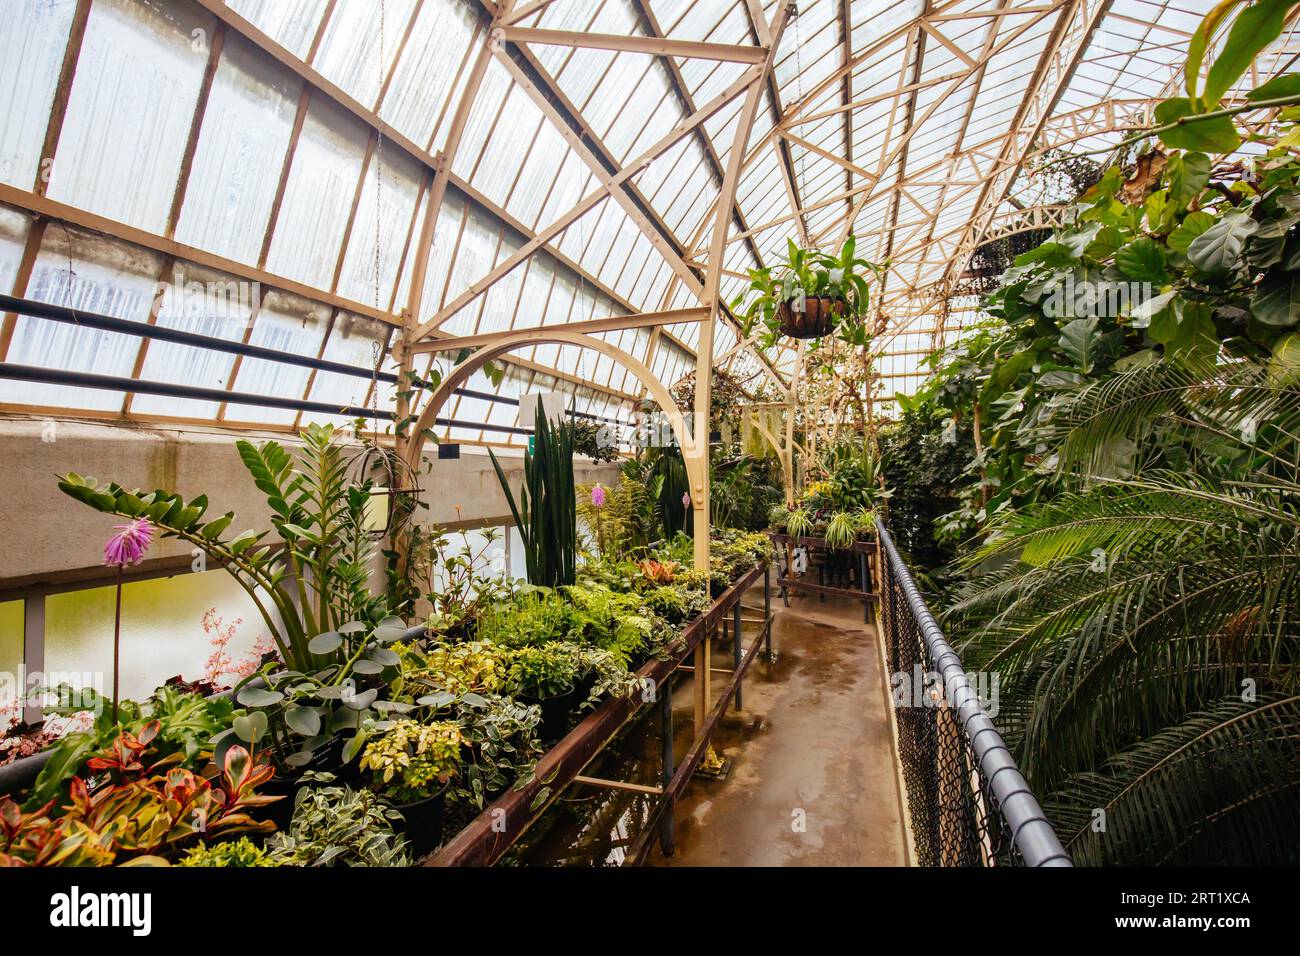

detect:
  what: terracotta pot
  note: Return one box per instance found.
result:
[777,296,844,339]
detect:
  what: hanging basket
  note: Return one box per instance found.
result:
[777,296,845,339]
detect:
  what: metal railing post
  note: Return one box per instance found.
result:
[732,600,743,710]
[658,675,675,857]
[763,564,773,660]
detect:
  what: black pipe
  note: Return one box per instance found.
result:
[0,747,53,798]
[0,293,629,428]
[0,363,535,436]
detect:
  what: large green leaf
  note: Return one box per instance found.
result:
[1058,317,1103,374]
[1187,210,1259,275]
[1115,238,1170,283]
[236,686,284,708]
[307,631,343,654]
[1166,152,1211,211]
[284,707,322,738]
[1154,97,1242,153]
[1168,210,1217,253]
[1248,72,1300,102]
[1203,0,1295,107]
[1131,290,1177,330]
[1185,0,1239,102]
[233,711,268,744]
[1252,269,1300,328]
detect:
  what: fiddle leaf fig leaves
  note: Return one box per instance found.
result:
[1116,238,1171,283]
[1188,211,1259,276]
[1167,152,1211,211]
[1059,318,1103,374]
[1154,97,1242,153]
[1252,269,1300,328]
[1202,0,1295,108]
[1168,211,1217,253]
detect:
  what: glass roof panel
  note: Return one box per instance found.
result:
[4,0,1294,426]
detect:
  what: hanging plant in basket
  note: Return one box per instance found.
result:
[732,236,883,347]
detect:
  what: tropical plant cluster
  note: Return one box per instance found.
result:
[768,435,887,550]
[3,413,773,866]
[880,8,1300,866]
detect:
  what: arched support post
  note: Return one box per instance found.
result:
[749,404,795,504]
[401,328,707,532]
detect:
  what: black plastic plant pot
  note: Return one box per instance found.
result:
[262,734,357,831]
[260,775,300,832]
[573,668,596,706]
[519,684,577,743]
[392,780,451,856]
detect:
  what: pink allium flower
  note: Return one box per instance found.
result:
[591,484,607,508]
[682,492,691,508]
[103,518,153,567]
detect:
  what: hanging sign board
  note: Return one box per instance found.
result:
[517,391,566,429]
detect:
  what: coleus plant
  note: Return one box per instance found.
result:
[637,558,679,585]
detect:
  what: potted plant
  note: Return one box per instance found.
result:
[824,511,857,551]
[733,236,881,345]
[264,771,413,866]
[505,643,582,742]
[360,718,465,855]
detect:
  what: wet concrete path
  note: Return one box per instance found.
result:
[509,583,912,867]
[650,584,911,867]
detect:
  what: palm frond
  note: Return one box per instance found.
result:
[1050,697,1300,866]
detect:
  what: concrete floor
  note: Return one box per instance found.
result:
[651,585,911,867]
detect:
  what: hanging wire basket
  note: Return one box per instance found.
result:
[777,295,845,339]
[348,441,422,538]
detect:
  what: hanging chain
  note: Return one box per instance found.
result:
[369,0,387,438]
[792,4,807,213]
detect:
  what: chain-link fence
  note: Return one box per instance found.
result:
[875,520,1071,867]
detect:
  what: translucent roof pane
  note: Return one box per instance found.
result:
[4,0,1293,427]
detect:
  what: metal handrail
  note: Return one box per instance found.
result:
[875,518,1071,867]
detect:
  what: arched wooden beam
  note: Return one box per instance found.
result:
[402,329,708,560]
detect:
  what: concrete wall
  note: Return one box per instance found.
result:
[0,416,620,586]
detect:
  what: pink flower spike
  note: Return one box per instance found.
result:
[104,518,154,567]
[682,492,691,508]
[591,484,607,508]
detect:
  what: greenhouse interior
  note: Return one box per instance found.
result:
[0,0,1297,886]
